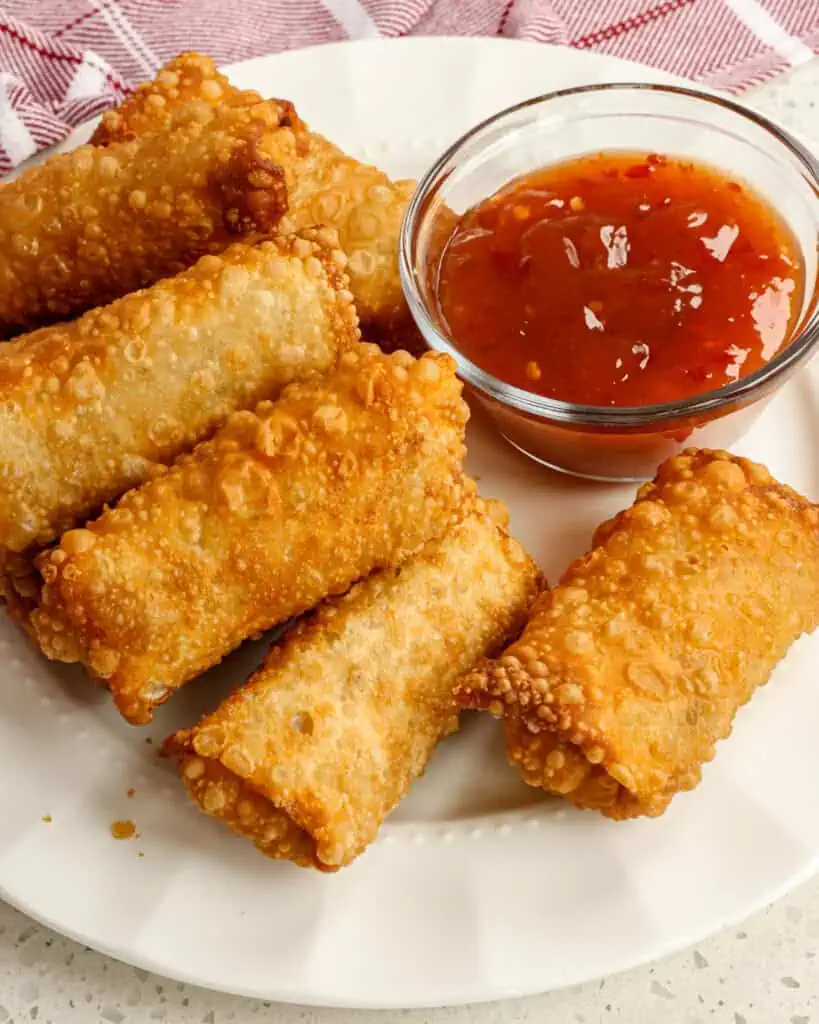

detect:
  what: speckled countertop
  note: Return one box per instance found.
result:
[1,56,818,1024]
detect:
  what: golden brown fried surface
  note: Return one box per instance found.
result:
[275,134,417,345]
[457,449,819,819]
[0,549,37,628]
[92,56,419,348]
[30,345,471,724]
[0,99,292,335]
[165,500,542,870]
[0,230,358,560]
[91,52,268,146]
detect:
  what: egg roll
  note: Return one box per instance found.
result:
[0,549,40,626]
[30,346,471,724]
[0,230,358,561]
[92,54,418,348]
[164,500,542,870]
[0,98,292,335]
[90,52,266,146]
[275,135,417,348]
[457,449,819,819]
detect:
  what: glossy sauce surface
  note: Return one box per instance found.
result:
[438,152,804,407]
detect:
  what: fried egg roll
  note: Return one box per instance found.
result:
[457,450,819,819]
[0,230,358,560]
[0,98,292,335]
[93,56,418,348]
[275,136,417,347]
[164,500,542,870]
[90,52,265,146]
[0,550,39,626]
[30,345,471,724]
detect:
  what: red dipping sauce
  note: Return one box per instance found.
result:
[438,152,804,408]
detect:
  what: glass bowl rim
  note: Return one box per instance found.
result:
[398,80,819,427]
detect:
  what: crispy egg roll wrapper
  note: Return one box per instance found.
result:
[0,230,358,560]
[275,134,417,345]
[1,549,40,625]
[164,500,542,870]
[93,60,419,347]
[30,345,471,724]
[91,52,267,146]
[0,98,293,334]
[457,450,819,819]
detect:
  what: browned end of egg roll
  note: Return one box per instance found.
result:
[457,449,819,818]
[0,98,293,335]
[91,55,420,350]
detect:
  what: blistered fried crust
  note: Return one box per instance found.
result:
[93,59,418,348]
[457,450,819,819]
[164,501,542,870]
[30,346,471,724]
[0,99,292,334]
[0,229,358,559]
[274,133,417,339]
[0,550,38,629]
[91,52,270,146]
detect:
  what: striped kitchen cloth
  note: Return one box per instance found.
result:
[0,0,815,173]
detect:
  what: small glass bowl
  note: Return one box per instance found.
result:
[399,83,819,482]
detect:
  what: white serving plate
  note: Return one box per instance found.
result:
[1,36,817,1009]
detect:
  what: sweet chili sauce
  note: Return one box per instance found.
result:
[437,152,804,407]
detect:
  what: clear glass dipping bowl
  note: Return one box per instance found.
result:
[399,83,819,482]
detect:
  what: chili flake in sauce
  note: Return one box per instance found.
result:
[437,152,804,407]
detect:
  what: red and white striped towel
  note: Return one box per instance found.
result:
[0,0,815,174]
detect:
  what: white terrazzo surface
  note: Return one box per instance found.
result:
[1,55,818,1024]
